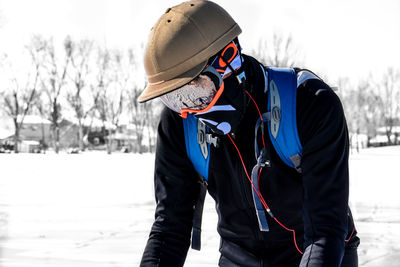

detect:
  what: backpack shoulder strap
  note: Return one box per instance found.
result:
[182,113,211,250]
[182,113,211,180]
[266,67,303,172]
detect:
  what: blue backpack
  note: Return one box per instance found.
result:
[182,67,320,250]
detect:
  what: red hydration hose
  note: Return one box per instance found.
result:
[227,90,304,254]
[227,134,304,255]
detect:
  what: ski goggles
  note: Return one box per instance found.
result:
[160,66,224,118]
[160,40,243,118]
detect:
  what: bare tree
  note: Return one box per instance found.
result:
[125,48,157,153]
[378,67,400,145]
[338,76,390,150]
[96,90,124,154]
[0,50,40,153]
[145,98,163,153]
[65,37,95,151]
[251,33,302,67]
[92,48,110,150]
[363,84,384,147]
[91,45,157,154]
[337,78,362,152]
[350,80,384,151]
[93,48,125,154]
[31,93,49,151]
[126,85,147,153]
[34,36,72,153]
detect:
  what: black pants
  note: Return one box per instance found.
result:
[218,237,359,267]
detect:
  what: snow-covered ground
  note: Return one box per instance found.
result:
[0,146,399,266]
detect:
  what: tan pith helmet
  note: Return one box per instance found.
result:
[138,0,242,102]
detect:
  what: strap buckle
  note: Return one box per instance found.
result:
[236,71,246,85]
[206,134,219,148]
[257,148,271,168]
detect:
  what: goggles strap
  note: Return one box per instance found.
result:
[218,46,246,86]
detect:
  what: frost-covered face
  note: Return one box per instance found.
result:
[160,74,217,113]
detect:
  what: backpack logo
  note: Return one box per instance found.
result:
[269,80,281,138]
[197,120,208,159]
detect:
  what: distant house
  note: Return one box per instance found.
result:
[19,140,42,153]
[18,116,111,151]
[58,119,80,149]
[0,115,52,152]
[69,117,116,149]
[53,118,112,150]
[0,128,15,153]
[0,115,81,152]
[369,126,400,147]
[113,123,157,153]
[0,115,154,153]
[19,115,52,144]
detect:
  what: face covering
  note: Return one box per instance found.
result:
[194,40,247,135]
[194,72,246,135]
[160,39,247,135]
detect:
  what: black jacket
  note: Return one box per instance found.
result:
[140,55,358,266]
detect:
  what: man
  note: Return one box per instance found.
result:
[138,0,359,266]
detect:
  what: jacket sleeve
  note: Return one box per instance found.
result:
[140,108,201,267]
[297,80,350,266]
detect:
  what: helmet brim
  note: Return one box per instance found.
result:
[138,59,208,103]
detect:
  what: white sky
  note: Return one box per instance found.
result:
[0,0,399,84]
